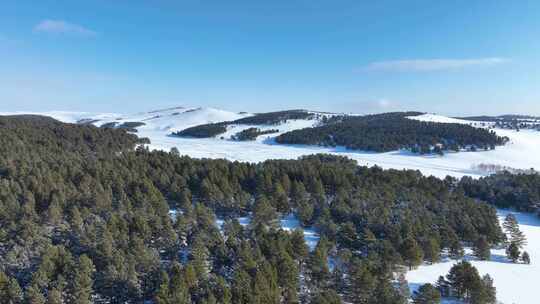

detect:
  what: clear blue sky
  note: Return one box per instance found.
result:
[1,0,539,115]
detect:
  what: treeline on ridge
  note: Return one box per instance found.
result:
[232,128,280,141]
[0,115,505,303]
[171,110,314,138]
[459,171,540,214]
[275,112,508,153]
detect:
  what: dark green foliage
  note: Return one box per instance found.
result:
[502,214,527,248]
[401,237,423,269]
[473,236,491,261]
[521,251,531,264]
[171,110,313,138]
[506,242,521,263]
[171,122,228,138]
[232,128,279,141]
[311,290,342,304]
[275,112,507,153]
[116,121,146,132]
[445,261,496,304]
[233,110,314,125]
[412,284,441,304]
[0,115,505,303]
[460,172,540,212]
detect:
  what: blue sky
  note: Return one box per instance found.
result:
[1,0,539,115]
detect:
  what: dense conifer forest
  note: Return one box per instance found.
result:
[0,115,506,303]
[232,128,279,141]
[172,122,228,138]
[275,112,508,153]
[459,172,540,213]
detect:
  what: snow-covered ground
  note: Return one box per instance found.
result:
[3,108,539,178]
[214,213,320,251]
[138,127,540,179]
[407,209,540,304]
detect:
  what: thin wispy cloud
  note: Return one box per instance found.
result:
[34,20,97,37]
[364,57,508,72]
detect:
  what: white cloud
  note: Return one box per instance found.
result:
[364,58,507,72]
[34,20,97,37]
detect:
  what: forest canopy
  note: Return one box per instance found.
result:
[275,112,508,153]
[0,115,505,303]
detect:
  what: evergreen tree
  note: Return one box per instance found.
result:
[169,263,190,304]
[4,277,23,304]
[422,237,440,264]
[506,242,521,263]
[473,236,491,261]
[311,290,342,304]
[46,288,62,304]
[251,196,279,230]
[412,283,441,304]
[401,237,423,269]
[307,239,331,291]
[448,238,464,260]
[232,269,253,304]
[154,271,170,304]
[521,251,531,264]
[503,214,527,248]
[435,276,449,298]
[70,255,95,304]
[347,259,376,304]
[25,284,46,304]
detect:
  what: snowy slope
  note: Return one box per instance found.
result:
[89,106,250,132]
[407,209,540,304]
[141,127,540,178]
[3,108,539,178]
[407,113,483,125]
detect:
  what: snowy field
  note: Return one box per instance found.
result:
[138,127,539,179]
[407,209,540,304]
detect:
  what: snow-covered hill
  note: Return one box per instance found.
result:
[2,108,539,178]
[407,113,493,127]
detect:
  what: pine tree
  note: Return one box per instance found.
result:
[154,271,170,304]
[347,259,376,304]
[215,276,232,304]
[251,196,279,230]
[307,239,331,291]
[25,284,46,304]
[473,236,491,261]
[2,276,23,304]
[277,251,299,304]
[46,288,62,304]
[412,283,441,304]
[422,237,440,264]
[401,237,423,269]
[435,276,450,298]
[503,214,527,248]
[447,233,464,259]
[70,254,95,304]
[311,290,342,304]
[169,262,190,304]
[521,251,531,264]
[506,242,521,263]
[232,269,253,304]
